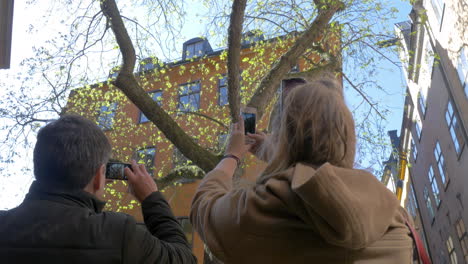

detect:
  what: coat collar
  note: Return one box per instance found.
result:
[25,180,106,213]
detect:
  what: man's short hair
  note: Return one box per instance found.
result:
[33,114,112,190]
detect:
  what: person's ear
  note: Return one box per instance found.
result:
[93,164,106,192]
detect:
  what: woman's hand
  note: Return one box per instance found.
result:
[246,131,267,155]
[225,116,252,159]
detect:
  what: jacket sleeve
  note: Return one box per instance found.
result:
[190,169,235,261]
[123,192,197,264]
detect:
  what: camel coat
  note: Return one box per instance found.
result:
[190,162,414,263]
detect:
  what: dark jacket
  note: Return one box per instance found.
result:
[191,163,413,263]
[0,181,196,264]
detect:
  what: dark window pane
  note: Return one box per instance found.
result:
[139,91,162,123]
[97,102,117,130]
[135,148,156,175]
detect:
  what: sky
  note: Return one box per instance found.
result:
[0,1,413,210]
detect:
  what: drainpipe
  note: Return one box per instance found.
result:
[396,152,407,202]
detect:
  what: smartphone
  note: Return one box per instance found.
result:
[106,162,132,180]
[241,107,257,135]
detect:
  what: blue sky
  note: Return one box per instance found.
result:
[0,1,413,209]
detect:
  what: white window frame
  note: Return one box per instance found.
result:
[428,166,441,207]
[139,90,163,123]
[97,102,117,130]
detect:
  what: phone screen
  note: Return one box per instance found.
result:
[106,162,131,180]
[242,112,256,135]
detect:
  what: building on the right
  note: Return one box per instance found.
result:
[394,0,467,263]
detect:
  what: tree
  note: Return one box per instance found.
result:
[0,0,405,194]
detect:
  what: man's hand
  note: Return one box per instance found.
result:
[125,160,158,202]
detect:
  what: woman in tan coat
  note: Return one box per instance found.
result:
[190,77,414,263]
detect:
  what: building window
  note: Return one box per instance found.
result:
[424,187,435,222]
[431,0,445,24]
[434,141,449,187]
[139,57,156,72]
[217,133,228,152]
[411,138,418,162]
[177,217,193,247]
[173,147,190,168]
[179,82,201,112]
[457,47,468,97]
[414,121,422,141]
[218,76,228,106]
[446,236,458,264]
[135,147,156,176]
[446,101,465,155]
[108,66,120,79]
[456,218,468,262]
[185,41,204,59]
[97,102,117,130]
[428,166,441,207]
[426,39,435,77]
[407,185,418,219]
[139,90,163,123]
[418,91,427,117]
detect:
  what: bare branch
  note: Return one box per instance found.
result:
[342,73,385,119]
[247,1,344,119]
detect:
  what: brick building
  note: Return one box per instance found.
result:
[67,32,334,262]
[394,0,468,262]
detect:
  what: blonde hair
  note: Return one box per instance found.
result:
[257,77,356,183]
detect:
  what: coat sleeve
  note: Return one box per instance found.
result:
[123,192,197,264]
[189,169,236,261]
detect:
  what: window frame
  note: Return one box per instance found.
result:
[139,90,163,124]
[178,81,201,112]
[97,102,117,131]
[173,147,190,168]
[185,41,204,59]
[428,166,441,207]
[135,147,156,176]
[456,218,468,262]
[415,120,422,141]
[431,0,445,27]
[457,47,468,98]
[217,133,228,152]
[218,75,228,106]
[446,236,458,264]
[445,101,465,156]
[434,141,449,188]
[418,91,427,118]
[423,186,436,223]
[411,138,418,162]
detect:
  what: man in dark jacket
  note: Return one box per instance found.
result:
[0,115,196,264]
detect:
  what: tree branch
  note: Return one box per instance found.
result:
[100,0,219,172]
[156,166,205,190]
[342,73,385,119]
[247,1,345,119]
[227,0,247,122]
[174,111,229,131]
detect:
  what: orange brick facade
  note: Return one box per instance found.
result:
[67,34,333,262]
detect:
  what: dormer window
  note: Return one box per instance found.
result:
[241,30,264,46]
[183,38,212,60]
[108,66,120,79]
[186,41,204,59]
[139,57,162,72]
